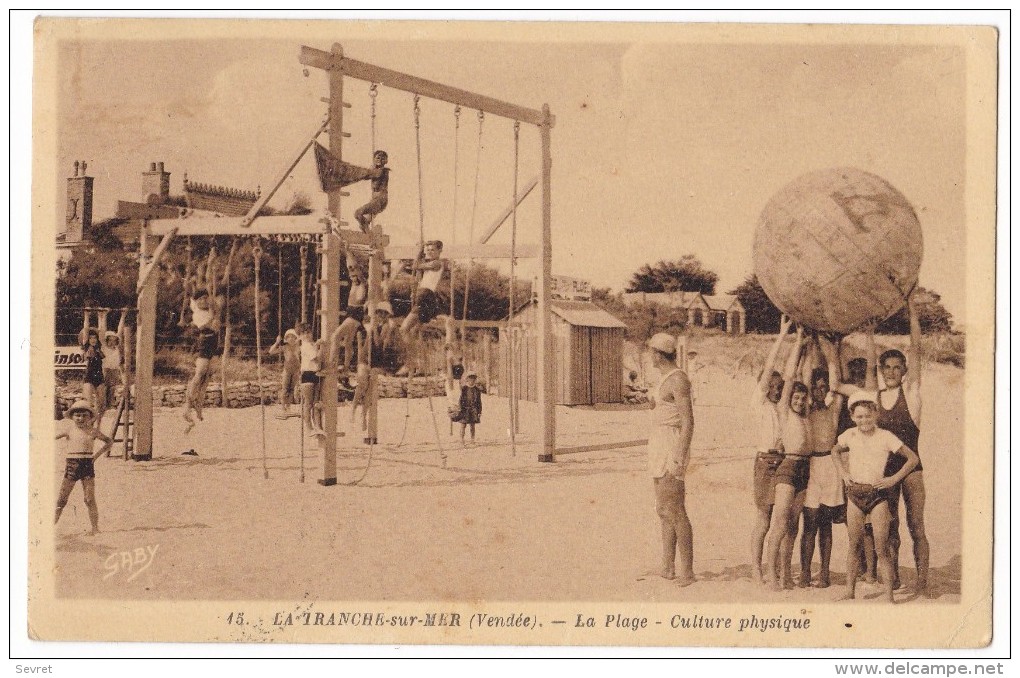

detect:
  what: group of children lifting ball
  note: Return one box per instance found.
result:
[640,291,930,603]
[746,292,930,602]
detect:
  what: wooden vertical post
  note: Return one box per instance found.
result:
[121,323,134,460]
[537,104,556,462]
[317,42,345,486]
[481,331,492,391]
[134,224,156,461]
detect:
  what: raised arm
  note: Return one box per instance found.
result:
[819,335,845,424]
[906,292,923,388]
[777,326,805,425]
[752,314,792,406]
[864,327,879,391]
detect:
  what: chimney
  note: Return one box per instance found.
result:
[142,160,171,205]
[65,160,94,243]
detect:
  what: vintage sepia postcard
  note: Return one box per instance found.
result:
[27,17,998,649]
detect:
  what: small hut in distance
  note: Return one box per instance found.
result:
[499,299,627,406]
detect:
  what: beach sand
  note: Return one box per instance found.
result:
[52,359,963,605]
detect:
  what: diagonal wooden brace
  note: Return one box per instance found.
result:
[136,227,178,293]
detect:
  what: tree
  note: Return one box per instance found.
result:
[728,274,782,334]
[625,255,719,295]
[876,286,955,334]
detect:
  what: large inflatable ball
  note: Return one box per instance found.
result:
[752,168,923,335]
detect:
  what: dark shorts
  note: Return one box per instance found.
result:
[774,456,810,494]
[301,371,320,385]
[414,288,443,324]
[846,482,893,515]
[64,457,95,481]
[83,369,104,388]
[753,451,784,511]
[195,328,218,360]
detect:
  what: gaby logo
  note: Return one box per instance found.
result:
[103,544,159,582]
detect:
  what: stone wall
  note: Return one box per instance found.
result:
[55,376,446,413]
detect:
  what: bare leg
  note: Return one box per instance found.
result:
[862,524,878,583]
[54,477,75,524]
[780,490,806,588]
[82,477,99,534]
[901,472,931,595]
[816,506,834,587]
[301,382,317,434]
[887,485,903,588]
[752,506,772,585]
[765,483,795,590]
[800,507,820,587]
[840,503,865,601]
[870,503,896,603]
[469,423,476,441]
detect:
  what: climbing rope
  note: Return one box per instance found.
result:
[449,105,461,321]
[461,110,485,337]
[508,121,521,457]
[369,83,378,153]
[299,243,309,326]
[253,239,268,480]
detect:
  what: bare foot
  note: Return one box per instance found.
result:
[676,574,696,588]
[752,566,766,586]
[797,576,811,588]
[863,574,877,585]
[660,566,675,581]
[814,578,831,589]
[836,590,855,601]
[766,578,783,592]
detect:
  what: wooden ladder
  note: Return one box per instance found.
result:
[109,390,134,459]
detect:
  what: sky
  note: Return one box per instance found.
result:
[54,23,969,323]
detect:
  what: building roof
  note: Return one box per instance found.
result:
[510,299,627,329]
[621,291,707,309]
[702,294,744,312]
[549,300,627,328]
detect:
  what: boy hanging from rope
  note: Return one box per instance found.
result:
[181,250,223,433]
[399,240,448,375]
[353,150,390,232]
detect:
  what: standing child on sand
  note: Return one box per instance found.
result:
[55,399,112,535]
[458,370,482,445]
[799,348,845,589]
[749,315,792,585]
[269,328,301,419]
[297,323,325,436]
[80,328,106,418]
[833,392,919,603]
[446,363,465,432]
[763,325,811,591]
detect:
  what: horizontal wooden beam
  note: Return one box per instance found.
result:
[554,439,648,456]
[426,319,521,330]
[148,215,326,237]
[300,45,553,128]
[385,243,538,260]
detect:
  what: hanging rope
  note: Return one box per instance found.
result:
[253,238,268,480]
[177,237,194,327]
[312,240,322,339]
[277,245,284,337]
[369,83,378,153]
[412,93,448,469]
[461,110,485,338]
[299,243,309,326]
[508,121,521,457]
[449,105,461,321]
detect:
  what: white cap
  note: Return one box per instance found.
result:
[67,399,96,417]
[647,333,676,355]
[375,301,394,316]
[284,329,298,340]
[847,390,877,411]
